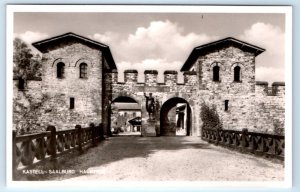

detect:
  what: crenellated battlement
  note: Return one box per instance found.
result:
[164,70,177,86]
[255,81,285,96]
[183,71,197,85]
[111,69,118,83]
[111,69,197,86]
[144,70,158,86]
[124,69,138,83]
[13,32,286,139]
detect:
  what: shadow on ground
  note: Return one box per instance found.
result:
[19,136,212,181]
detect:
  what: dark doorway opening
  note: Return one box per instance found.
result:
[160,97,192,136]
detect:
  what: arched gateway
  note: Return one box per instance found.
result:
[160,97,192,136]
[14,33,284,139]
[111,69,198,137]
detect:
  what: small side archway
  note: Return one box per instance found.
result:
[160,97,192,136]
[111,95,142,134]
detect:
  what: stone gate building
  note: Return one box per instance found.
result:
[13,32,285,136]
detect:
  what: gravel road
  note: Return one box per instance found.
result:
[44,135,284,181]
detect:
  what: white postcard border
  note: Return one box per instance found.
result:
[6,4,293,189]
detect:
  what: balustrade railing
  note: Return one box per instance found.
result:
[201,128,284,160]
[12,123,104,179]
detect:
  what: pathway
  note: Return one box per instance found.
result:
[38,136,284,181]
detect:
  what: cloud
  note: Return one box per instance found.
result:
[239,22,285,83]
[118,20,218,62]
[90,21,285,84]
[14,31,49,44]
[90,20,218,82]
[89,32,120,45]
[239,22,285,69]
[117,59,183,83]
[119,58,181,71]
[14,31,49,55]
[256,66,285,83]
[90,20,218,63]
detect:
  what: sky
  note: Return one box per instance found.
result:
[13,12,286,84]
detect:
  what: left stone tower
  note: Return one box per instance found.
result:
[32,32,116,133]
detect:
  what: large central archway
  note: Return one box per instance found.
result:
[160,97,192,136]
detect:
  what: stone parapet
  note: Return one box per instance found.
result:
[183,71,197,85]
[255,81,268,86]
[111,69,118,84]
[144,70,158,86]
[255,81,269,96]
[111,70,200,86]
[144,70,158,74]
[255,81,285,96]
[272,82,285,96]
[164,70,178,85]
[124,69,138,83]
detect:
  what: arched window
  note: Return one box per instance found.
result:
[213,65,220,81]
[57,62,65,78]
[79,63,87,78]
[234,66,241,82]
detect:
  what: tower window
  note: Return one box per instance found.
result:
[57,62,65,78]
[225,100,229,111]
[213,65,220,81]
[18,77,25,90]
[79,63,87,78]
[234,66,241,82]
[70,97,75,109]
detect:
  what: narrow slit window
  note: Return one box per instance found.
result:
[225,100,229,111]
[234,66,241,82]
[213,65,220,81]
[70,97,75,109]
[18,77,25,90]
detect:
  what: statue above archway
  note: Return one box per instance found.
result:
[144,93,155,120]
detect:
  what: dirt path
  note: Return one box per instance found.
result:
[41,136,284,181]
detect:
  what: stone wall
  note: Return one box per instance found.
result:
[12,37,285,137]
[190,45,284,134]
[13,79,43,134]
[253,82,285,134]
[195,46,256,93]
[38,40,104,130]
[110,45,285,136]
[111,70,199,136]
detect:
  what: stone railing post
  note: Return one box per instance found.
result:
[250,135,256,154]
[75,125,83,154]
[46,125,57,168]
[46,126,57,159]
[99,123,104,140]
[261,136,267,153]
[241,128,248,152]
[234,133,239,148]
[90,123,96,147]
[216,129,220,146]
[12,130,17,180]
